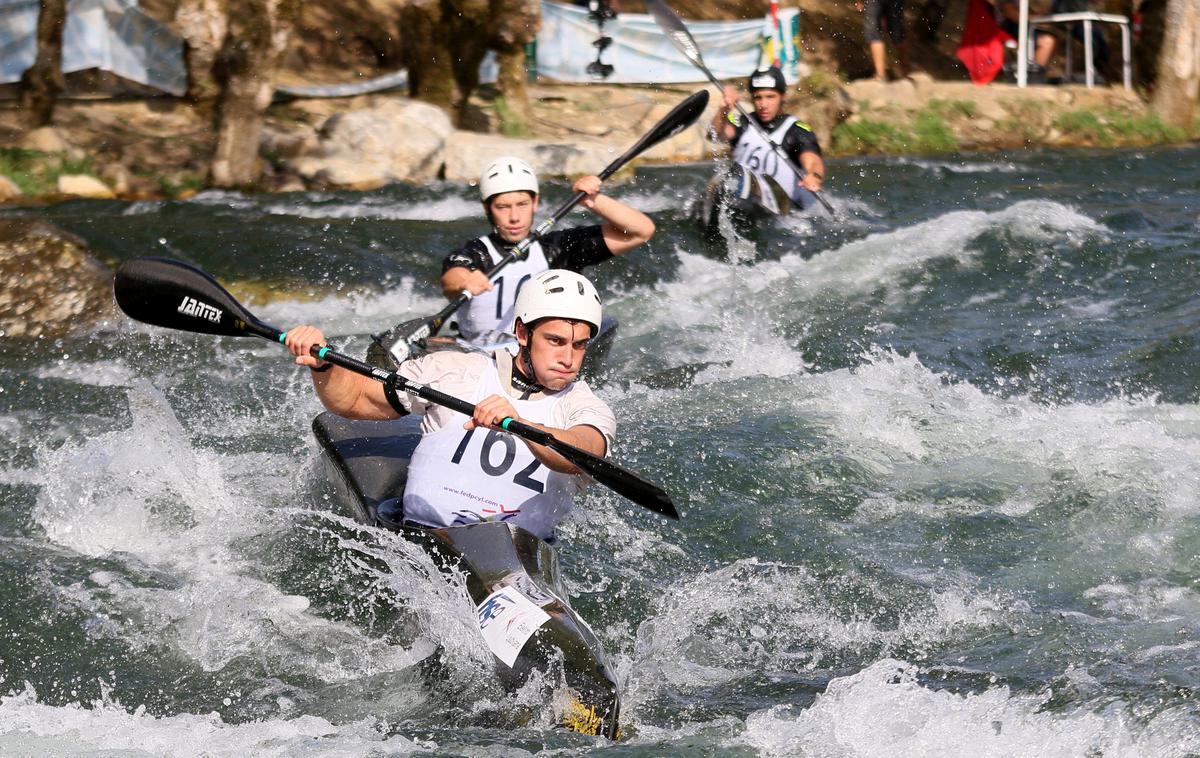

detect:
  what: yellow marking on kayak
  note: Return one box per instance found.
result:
[561,697,604,736]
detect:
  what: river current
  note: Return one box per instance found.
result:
[1,145,1199,756]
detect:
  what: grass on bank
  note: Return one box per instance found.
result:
[0,147,97,196]
[832,104,962,154]
[0,146,204,199]
[1052,109,1188,146]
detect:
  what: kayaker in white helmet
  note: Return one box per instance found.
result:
[440,156,655,342]
[284,269,613,540]
[710,66,826,211]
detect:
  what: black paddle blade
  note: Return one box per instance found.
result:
[645,0,705,67]
[114,257,265,337]
[367,316,430,369]
[550,440,680,519]
[607,89,710,176]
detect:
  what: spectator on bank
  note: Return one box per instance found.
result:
[995,0,1110,83]
[996,0,1055,79]
[857,0,910,81]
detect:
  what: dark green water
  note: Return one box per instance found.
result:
[2,144,1200,755]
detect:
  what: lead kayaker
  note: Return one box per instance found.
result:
[440,156,655,343]
[285,269,613,540]
[710,65,827,211]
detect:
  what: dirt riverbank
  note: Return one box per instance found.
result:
[0,0,1193,203]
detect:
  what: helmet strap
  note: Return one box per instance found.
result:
[512,320,547,399]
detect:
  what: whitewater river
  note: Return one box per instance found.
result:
[2,144,1199,755]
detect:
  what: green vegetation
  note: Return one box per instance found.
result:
[926,98,977,120]
[0,147,44,195]
[494,97,530,137]
[1104,110,1187,143]
[831,117,908,154]
[0,147,98,196]
[1053,109,1113,145]
[912,109,959,152]
[158,172,204,199]
[1052,109,1188,146]
[831,105,960,154]
[997,99,1049,145]
[799,70,841,99]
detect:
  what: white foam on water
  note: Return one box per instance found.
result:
[795,348,1200,527]
[606,200,1103,387]
[615,186,702,215]
[606,249,806,384]
[35,360,139,387]
[1082,579,1200,623]
[0,684,431,757]
[892,156,1023,174]
[737,658,1200,758]
[251,279,445,338]
[260,194,480,221]
[32,382,432,684]
[622,558,1012,714]
[775,199,1104,300]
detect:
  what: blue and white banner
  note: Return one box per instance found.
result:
[536,1,801,84]
[0,0,185,95]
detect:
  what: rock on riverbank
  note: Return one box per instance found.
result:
[0,220,115,339]
[0,77,1189,204]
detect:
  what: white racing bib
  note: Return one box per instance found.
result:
[732,116,808,203]
[459,235,550,340]
[402,359,582,539]
[476,585,552,667]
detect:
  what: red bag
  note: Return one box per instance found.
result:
[956,0,1015,85]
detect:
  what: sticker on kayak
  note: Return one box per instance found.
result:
[476,586,552,667]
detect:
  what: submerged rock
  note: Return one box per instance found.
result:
[0,220,114,339]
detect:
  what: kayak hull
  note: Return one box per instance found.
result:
[312,412,621,738]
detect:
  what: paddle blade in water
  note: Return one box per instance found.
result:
[114,257,264,337]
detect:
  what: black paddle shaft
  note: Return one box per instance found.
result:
[113,257,679,520]
[393,88,711,347]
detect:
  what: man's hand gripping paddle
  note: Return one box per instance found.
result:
[367,88,711,369]
[114,256,679,520]
[645,0,835,216]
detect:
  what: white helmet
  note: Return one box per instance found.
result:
[514,270,602,335]
[479,156,538,201]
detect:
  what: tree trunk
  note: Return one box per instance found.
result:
[492,0,540,132]
[401,0,541,129]
[211,0,300,188]
[400,0,456,110]
[496,47,532,134]
[18,0,67,128]
[1151,0,1200,130]
[175,0,229,101]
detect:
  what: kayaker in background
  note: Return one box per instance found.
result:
[285,269,613,540]
[440,157,655,343]
[710,65,826,211]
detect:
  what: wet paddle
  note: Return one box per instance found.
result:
[114,256,680,520]
[368,88,711,368]
[645,0,836,216]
